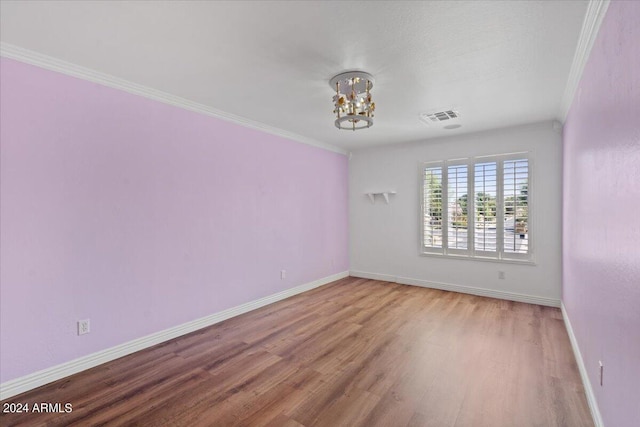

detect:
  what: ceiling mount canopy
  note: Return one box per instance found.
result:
[330,71,375,131]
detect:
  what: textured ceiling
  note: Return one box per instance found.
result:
[0,1,589,151]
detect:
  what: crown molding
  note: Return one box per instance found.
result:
[559,0,610,122]
[0,42,347,155]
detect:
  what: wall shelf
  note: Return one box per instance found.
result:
[365,191,397,204]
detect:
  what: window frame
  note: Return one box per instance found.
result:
[419,152,534,264]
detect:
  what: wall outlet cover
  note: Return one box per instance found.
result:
[78,319,90,336]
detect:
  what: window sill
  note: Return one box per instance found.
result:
[419,251,536,266]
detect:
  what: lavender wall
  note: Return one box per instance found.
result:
[0,58,349,384]
[562,2,640,426]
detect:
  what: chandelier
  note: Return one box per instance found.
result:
[330,71,375,131]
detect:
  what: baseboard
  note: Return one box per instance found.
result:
[349,270,560,307]
[349,271,397,283]
[0,271,349,400]
[561,302,604,427]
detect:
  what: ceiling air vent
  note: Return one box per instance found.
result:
[419,110,462,129]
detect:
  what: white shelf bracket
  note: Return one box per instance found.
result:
[365,191,396,204]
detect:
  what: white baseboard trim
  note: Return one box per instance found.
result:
[349,270,560,307]
[0,271,349,400]
[561,302,604,427]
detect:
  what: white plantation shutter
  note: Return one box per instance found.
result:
[474,161,498,254]
[447,164,469,251]
[503,158,529,257]
[421,153,532,262]
[423,165,443,250]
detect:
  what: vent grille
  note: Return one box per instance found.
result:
[423,110,459,122]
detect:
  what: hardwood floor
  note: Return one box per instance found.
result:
[0,277,594,426]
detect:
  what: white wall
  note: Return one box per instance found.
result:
[349,121,562,306]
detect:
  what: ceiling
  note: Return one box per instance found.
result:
[0,1,589,152]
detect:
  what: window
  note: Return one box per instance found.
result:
[421,153,532,262]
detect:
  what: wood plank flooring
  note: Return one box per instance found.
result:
[0,277,594,426]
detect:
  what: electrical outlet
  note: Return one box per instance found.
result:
[498,271,505,280]
[599,360,603,386]
[78,319,90,336]
[281,270,286,280]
